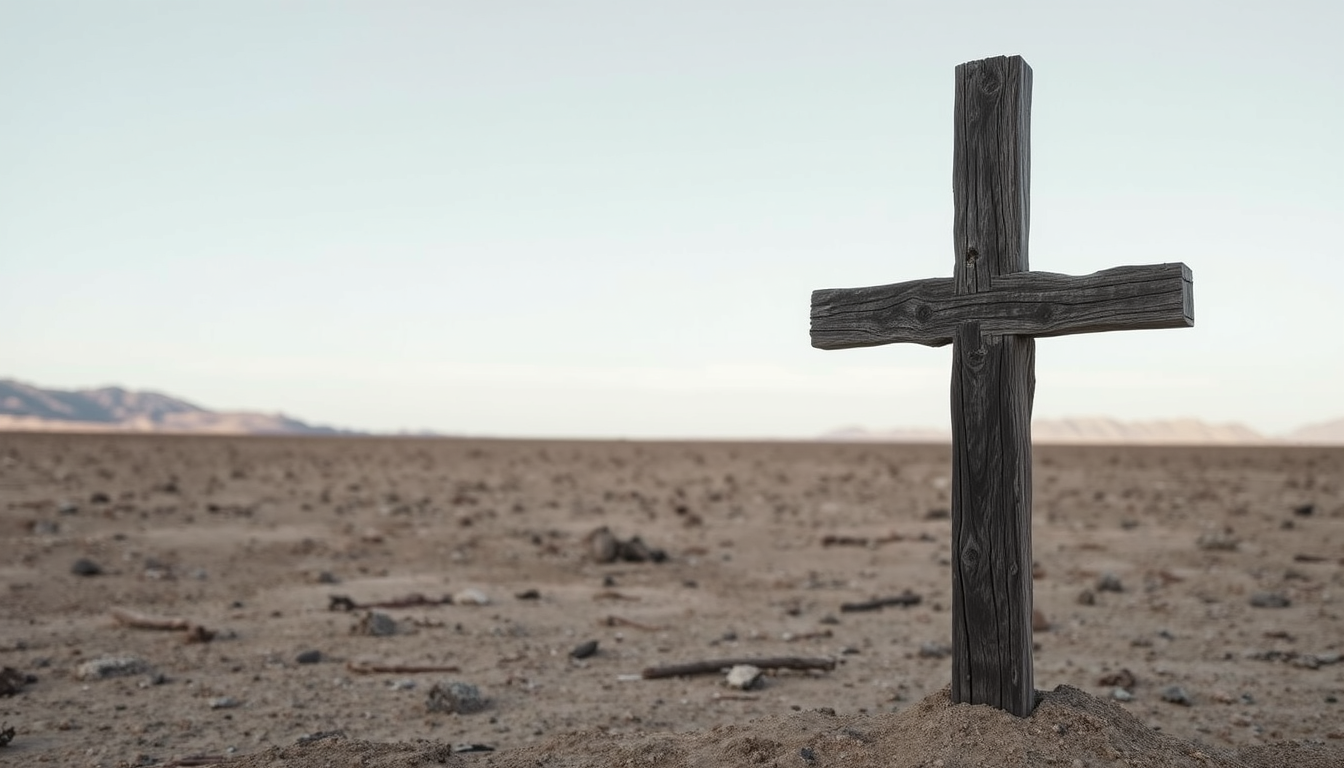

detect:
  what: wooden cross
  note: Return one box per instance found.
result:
[808,55,1193,717]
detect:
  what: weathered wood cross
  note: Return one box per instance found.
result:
[809,55,1194,717]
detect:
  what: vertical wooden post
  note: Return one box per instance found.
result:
[949,55,1036,716]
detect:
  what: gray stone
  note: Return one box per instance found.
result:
[71,558,102,577]
[1249,592,1290,608]
[76,656,150,680]
[1161,685,1193,706]
[1096,573,1124,593]
[426,681,487,714]
[352,611,397,636]
[295,649,323,665]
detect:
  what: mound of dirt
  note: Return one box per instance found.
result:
[214,685,1343,768]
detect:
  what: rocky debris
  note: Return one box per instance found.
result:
[514,588,541,600]
[452,588,490,606]
[569,640,599,660]
[1249,592,1291,608]
[1076,589,1096,605]
[1196,528,1240,551]
[57,501,80,515]
[208,696,240,709]
[352,611,397,636]
[426,681,487,714]
[1293,503,1314,517]
[29,520,59,535]
[1111,688,1134,702]
[76,656,150,681]
[1096,572,1124,593]
[452,743,496,754]
[0,667,33,696]
[587,526,667,564]
[725,664,762,690]
[1098,669,1137,690]
[295,650,323,665]
[70,558,103,577]
[89,491,111,504]
[1161,685,1193,706]
[1246,650,1341,668]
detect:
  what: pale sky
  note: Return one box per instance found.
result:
[3,1,1341,438]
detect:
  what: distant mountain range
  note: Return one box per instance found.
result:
[826,416,1344,445]
[3,378,1341,444]
[0,379,351,435]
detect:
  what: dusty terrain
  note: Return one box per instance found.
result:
[1,434,1342,767]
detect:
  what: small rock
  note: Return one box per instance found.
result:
[1196,529,1240,551]
[569,640,598,660]
[57,501,80,515]
[1112,688,1134,702]
[208,696,240,709]
[76,656,150,680]
[924,508,950,520]
[1096,573,1124,593]
[589,526,619,563]
[426,681,487,714]
[800,746,817,765]
[918,642,952,659]
[1249,592,1290,609]
[1293,504,1314,517]
[1076,589,1096,606]
[30,520,59,536]
[452,744,496,754]
[70,558,103,577]
[452,588,490,606]
[352,611,397,637]
[1098,668,1137,689]
[514,588,541,600]
[725,664,762,690]
[90,492,111,504]
[313,571,339,584]
[295,650,323,665]
[1161,685,1193,706]
[1031,608,1050,632]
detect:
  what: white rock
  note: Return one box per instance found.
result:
[453,588,491,606]
[725,664,762,690]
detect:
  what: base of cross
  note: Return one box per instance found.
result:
[808,54,1193,718]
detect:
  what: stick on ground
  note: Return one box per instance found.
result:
[641,656,836,679]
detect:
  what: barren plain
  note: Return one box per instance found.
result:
[2,434,1342,767]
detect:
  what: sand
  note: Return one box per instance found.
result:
[1,434,1341,767]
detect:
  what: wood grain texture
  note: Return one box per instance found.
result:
[949,55,1036,717]
[810,263,1193,349]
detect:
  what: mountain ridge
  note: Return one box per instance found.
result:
[0,379,350,435]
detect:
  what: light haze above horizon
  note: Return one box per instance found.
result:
[3,2,1341,438]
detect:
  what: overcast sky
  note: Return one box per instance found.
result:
[3,1,1340,438]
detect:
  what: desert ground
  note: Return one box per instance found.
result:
[1,433,1342,767]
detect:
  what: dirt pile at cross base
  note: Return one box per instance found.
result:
[214,686,1343,768]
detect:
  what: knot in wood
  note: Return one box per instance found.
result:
[976,68,1002,96]
[964,247,979,267]
[1034,303,1053,323]
[915,304,934,324]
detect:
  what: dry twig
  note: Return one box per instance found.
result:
[347,659,461,675]
[641,656,835,679]
[110,608,215,643]
[839,592,922,613]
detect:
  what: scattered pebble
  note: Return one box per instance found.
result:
[1032,608,1051,632]
[295,650,323,665]
[452,588,491,606]
[1196,528,1240,551]
[1249,592,1290,608]
[570,640,599,660]
[76,656,150,680]
[1096,573,1124,593]
[1098,669,1137,689]
[1112,688,1134,702]
[515,588,541,600]
[1161,685,1193,706]
[70,558,103,577]
[30,520,59,536]
[208,696,240,710]
[1076,589,1096,606]
[918,642,952,659]
[89,491,111,504]
[426,681,487,714]
[452,743,496,754]
[725,664,762,690]
[1293,503,1314,517]
[352,611,397,637]
[57,501,80,515]
[313,571,339,584]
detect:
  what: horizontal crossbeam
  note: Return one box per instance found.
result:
[810,262,1192,350]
